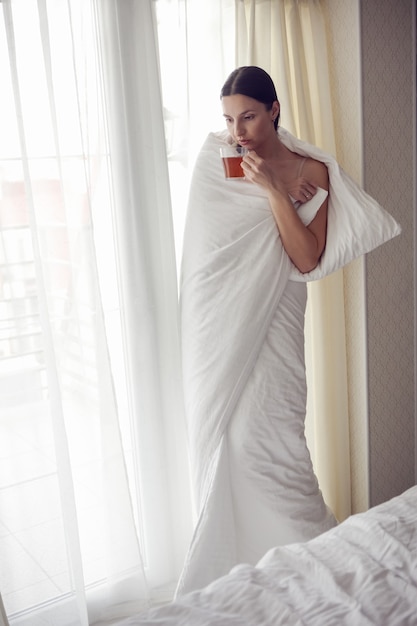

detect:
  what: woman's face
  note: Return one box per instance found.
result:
[221,94,279,152]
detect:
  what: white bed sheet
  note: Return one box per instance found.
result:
[122,485,417,625]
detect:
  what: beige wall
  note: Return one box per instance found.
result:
[361,0,415,506]
[323,0,416,509]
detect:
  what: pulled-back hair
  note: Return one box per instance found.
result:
[220,66,280,129]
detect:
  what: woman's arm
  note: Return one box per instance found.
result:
[242,153,328,274]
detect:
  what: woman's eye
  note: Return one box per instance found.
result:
[244,115,254,120]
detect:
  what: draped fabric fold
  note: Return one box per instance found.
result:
[180,132,293,509]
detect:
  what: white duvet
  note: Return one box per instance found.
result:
[177,130,337,594]
[175,129,400,595]
[121,486,417,625]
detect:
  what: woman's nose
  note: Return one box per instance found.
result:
[234,121,244,137]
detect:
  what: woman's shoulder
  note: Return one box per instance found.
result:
[303,157,329,189]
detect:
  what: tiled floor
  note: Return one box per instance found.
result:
[0,401,104,622]
[0,402,67,618]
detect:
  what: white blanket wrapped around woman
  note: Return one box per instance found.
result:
[177,128,400,595]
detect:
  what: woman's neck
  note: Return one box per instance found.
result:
[257,133,293,161]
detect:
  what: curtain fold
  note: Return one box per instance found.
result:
[235,0,351,522]
[94,0,193,592]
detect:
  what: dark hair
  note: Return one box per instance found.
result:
[220,66,280,130]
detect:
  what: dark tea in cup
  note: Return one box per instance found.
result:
[220,145,248,179]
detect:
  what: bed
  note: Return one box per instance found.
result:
[120,485,417,625]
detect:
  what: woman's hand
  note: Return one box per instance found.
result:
[241,151,282,193]
[285,177,317,204]
[241,151,317,203]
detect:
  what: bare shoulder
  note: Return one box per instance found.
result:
[304,158,329,190]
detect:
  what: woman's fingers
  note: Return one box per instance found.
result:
[286,178,317,203]
[303,186,316,199]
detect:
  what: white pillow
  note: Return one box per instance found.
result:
[277,128,402,282]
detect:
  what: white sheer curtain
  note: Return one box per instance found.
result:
[0,0,354,622]
[94,0,193,592]
[155,0,236,267]
[236,0,351,522]
[0,0,191,623]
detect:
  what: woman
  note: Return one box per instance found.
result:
[177,66,400,595]
[223,67,329,275]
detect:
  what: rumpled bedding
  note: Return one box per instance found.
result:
[118,486,417,625]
